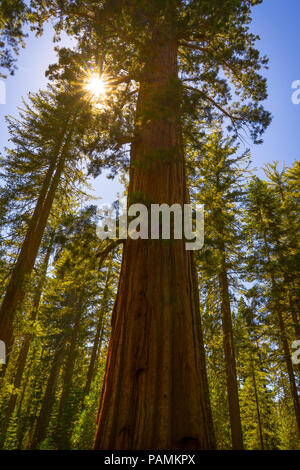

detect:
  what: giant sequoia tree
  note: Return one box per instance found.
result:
[23,0,271,450]
[0,0,273,450]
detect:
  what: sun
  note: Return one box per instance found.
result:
[85,74,107,100]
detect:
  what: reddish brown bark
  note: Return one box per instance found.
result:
[94,29,215,450]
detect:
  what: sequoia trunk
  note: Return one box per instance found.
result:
[94,30,215,450]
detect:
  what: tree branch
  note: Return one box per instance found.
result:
[184,85,243,123]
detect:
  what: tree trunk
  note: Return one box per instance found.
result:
[287,284,300,339]
[94,28,215,450]
[55,292,85,449]
[0,113,77,355]
[250,356,264,450]
[0,231,55,446]
[84,262,113,396]
[261,222,300,437]
[0,161,56,360]
[29,334,67,450]
[276,306,300,436]
[218,261,243,450]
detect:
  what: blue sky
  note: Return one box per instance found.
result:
[250,0,300,175]
[0,0,299,203]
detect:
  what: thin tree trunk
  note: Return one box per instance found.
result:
[218,260,243,450]
[276,306,300,436]
[84,262,113,396]
[0,161,56,368]
[250,356,264,450]
[55,292,85,449]
[277,183,300,340]
[0,231,55,446]
[29,334,67,450]
[287,285,300,339]
[17,345,47,448]
[261,220,300,436]
[0,113,77,355]
[94,26,215,450]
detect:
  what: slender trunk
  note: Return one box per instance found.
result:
[287,285,300,339]
[84,263,113,396]
[84,308,104,397]
[94,28,215,450]
[218,260,243,450]
[261,221,300,436]
[0,161,55,362]
[17,345,47,448]
[55,293,85,449]
[277,184,300,339]
[276,306,300,436]
[0,231,55,446]
[29,335,67,449]
[250,356,264,450]
[0,114,77,354]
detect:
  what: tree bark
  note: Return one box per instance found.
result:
[94,27,215,450]
[218,260,244,450]
[250,356,264,450]
[84,262,113,396]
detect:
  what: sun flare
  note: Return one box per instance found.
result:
[85,74,107,100]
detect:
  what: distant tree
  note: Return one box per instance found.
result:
[245,176,300,437]
[0,0,28,76]
[236,295,280,450]
[0,82,96,354]
[190,130,249,449]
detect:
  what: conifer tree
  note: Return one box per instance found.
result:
[0,83,96,355]
[236,295,280,449]
[189,130,249,449]
[0,0,28,76]
[245,176,300,437]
